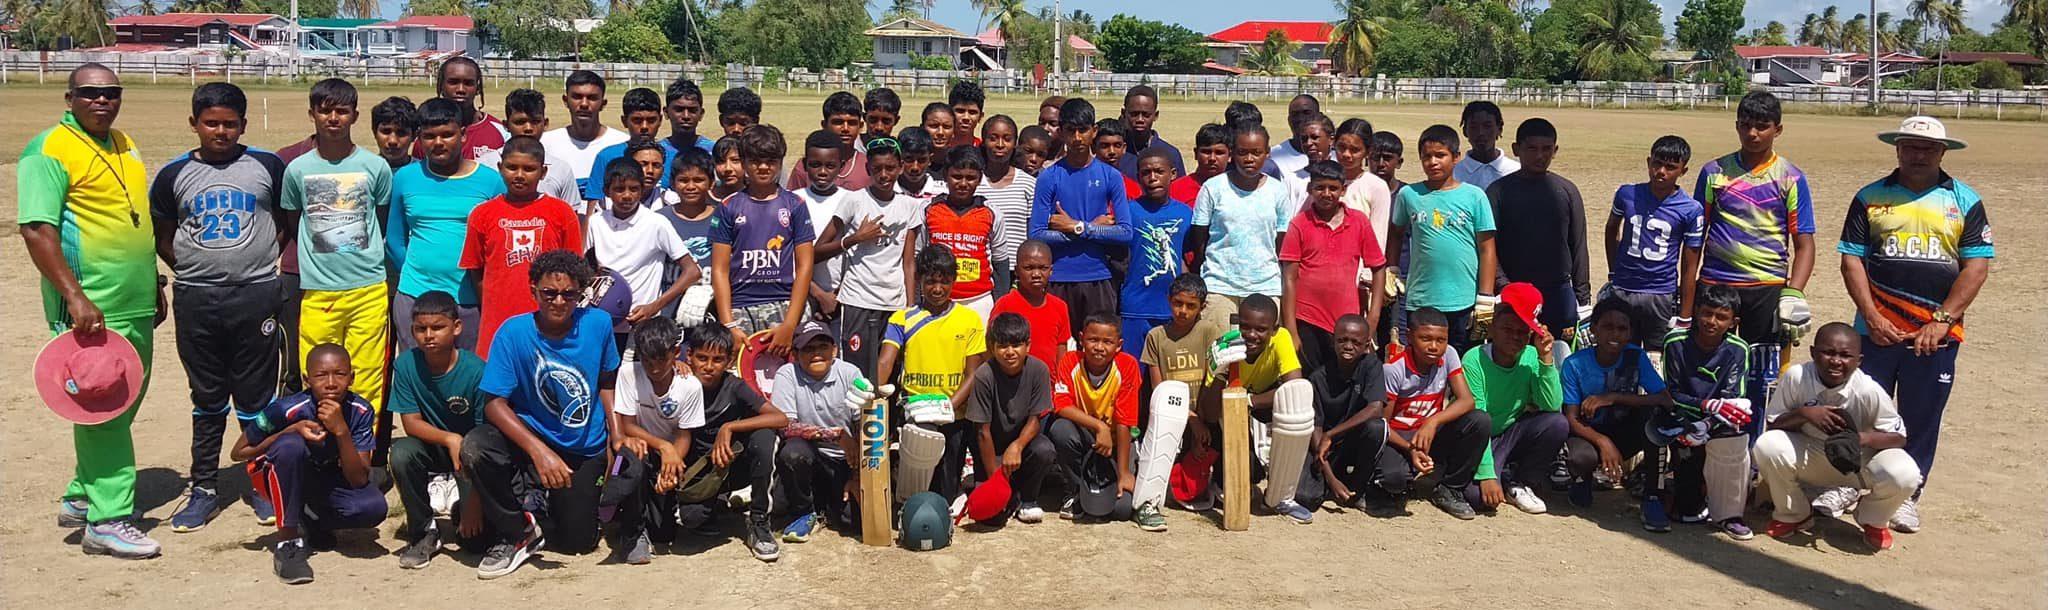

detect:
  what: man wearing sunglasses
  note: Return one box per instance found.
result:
[19,63,165,559]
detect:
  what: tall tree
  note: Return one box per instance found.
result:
[880,0,919,22]
[1797,12,1819,46]
[1241,28,1305,75]
[477,0,593,58]
[1911,0,1967,40]
[2006,0,2048,58]
[1676,0,1744,70]
[1758,20,1790,45]
[719,0,870,69]
[1842,13,1870,52]
[974,0,1028,65]
[1094,13,1208,73]
[1817,5,1844,50]
[1577,0,1661,80]
[1329,0,1391,75]
[338,0,376,18]
[1896,17,1925,51]
[1875,12,1905,51]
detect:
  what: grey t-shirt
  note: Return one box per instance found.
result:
[770,359,864,459]
[148,147,285,286]
[966,359,1053,442]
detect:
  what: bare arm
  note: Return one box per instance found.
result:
[1786,233,1815,292]
[1476,232,1498,296]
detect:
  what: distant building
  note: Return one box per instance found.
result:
[864,17,974,69]
[1829,51,1933,86]
[361,15,479,57]
[297,17,382,56]
[969,29,1096,72]
[1206,20,1333,74]
[108,12,289,51]
[1735,45,1835,85]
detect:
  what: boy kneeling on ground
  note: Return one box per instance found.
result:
[239,343,383,585]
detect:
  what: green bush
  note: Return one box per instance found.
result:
[585,17,677,63]
[1973,60,2023,90]
[907,54,954,71]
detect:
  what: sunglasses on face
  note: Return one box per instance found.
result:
[537,288,584,303]
[72,86,123,101]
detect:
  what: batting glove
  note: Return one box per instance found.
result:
[1705,398,1753,431]
[1778,288,1813,340]
[1208,330,1248,379]
[1475,292,1501,311]
[906,393,955,425]
[843,378,881,414]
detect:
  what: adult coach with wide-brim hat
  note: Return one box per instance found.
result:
[1837,116,1993,535]
[18,63,165,559]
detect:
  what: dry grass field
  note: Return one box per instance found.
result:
[1,82,2042,608]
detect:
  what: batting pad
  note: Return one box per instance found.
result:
[896,424,947,503]
[1134,381,1192,510]
[1263,378,1316,509]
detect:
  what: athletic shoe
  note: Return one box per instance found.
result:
[1274,500,1314,525]
[81,520,161,559]
[1181,486,1216,512]
[169,487,221,533]
[1058,498,1077,520]
[1720,518,1755,541]
[1547,457,1574,492]
[745,517,780,562]
[272,539,313,584]
[1811,486,1859,518]
[1890,498,1921,533]
[780,513,818,543]
[1358,488,1406,518]
[477,514,545,580]
[1641,496,1672,533]
[428,473,460,516]
[1015,501,1045,524]
[1568,479,1594,509]
[1506,485,1548,514]
[1132,502,1167,532]
[58,498,90,528]
[623,530,653,565]
[949,494,968,521]
[398,527,440,569]
[726,487,752,511]
[305,524,338,551]
[248,491,277,526]
[1862,524,1894,551]
[1674,505,1710,524]
[1765,517,1811,540]
[1430,485,1476,520]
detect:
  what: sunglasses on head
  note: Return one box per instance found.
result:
[72,85,123,101]
[866,137,901,153]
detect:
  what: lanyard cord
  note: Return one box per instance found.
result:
[60,123,140,228]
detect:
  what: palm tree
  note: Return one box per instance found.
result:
[972,0,1028,66]
[1241,28,1305,75]
[1874,12,1905,51]
[1329,0,1390,76]
[1842,13,1870,52]
[881,0,920,21]
[1576,0,1659,80]
[1816,6,1844,50]
[1763,20,1789,45]
[1896,18,1925,51]
[2006,0,2048,58]
[339,0,378,18]
[1910,0,1967,39]
[1797,13,1819,46]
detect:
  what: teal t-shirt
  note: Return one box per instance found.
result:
[387,162,505,303]
[1394,182,1495,312]
[1461,343,1561,481]
[281,147,394,291]
[388,348,489,435]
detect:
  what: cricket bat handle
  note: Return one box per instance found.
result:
[1220,364,1251,532]
[855,382,893,546]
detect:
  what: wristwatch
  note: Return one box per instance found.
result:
[1068,223,1086,236]
[1930,310,1954,324]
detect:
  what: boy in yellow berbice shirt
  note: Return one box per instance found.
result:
[1231,294,1317,524]
[875,245,986,503]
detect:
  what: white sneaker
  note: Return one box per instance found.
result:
[1506,485,1548,514]
[1890,498,1921,533]
[428,474,459,517]
[1810,486,1860,518]
[1015,502,1044,524]
[949,494,968,520]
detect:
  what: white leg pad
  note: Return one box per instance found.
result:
[1263,378,1316,509]
[1134,381,1192,509]
[895,423,947,503]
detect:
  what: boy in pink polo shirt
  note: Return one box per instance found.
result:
[1280,160,1387,375]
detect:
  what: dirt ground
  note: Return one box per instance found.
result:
[1,83,2042,608]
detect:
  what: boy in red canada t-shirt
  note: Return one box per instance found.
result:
[461,136,584,355]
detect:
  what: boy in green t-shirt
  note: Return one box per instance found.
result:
[1385,124,1498,353]
[1460,282,1565,516]
[386,291,490,569]
[1141,274,1225,449]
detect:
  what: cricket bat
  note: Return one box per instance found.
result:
[855,379,894,546]
[1220,364,1251,531]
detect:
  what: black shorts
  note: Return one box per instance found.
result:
[173,279,283,415]
[839,304,891,376]
[1724,284,1785,346]
[1610,288,1677,347]
[1049,279,1118,340]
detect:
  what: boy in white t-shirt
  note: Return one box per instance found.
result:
[589,157,702,335]
[813,140,920,375]
[610,317,706,562]
[541,70,631,207]
[793,130,854,322]
[1754,323,1919,551]
[1451,101,1519,190]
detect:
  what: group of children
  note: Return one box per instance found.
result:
[142,64,1937,585]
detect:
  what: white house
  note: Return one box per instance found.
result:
[865,17,973,69]
[1736,45,1836,85]
[362,15,480,57]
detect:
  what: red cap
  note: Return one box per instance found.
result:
[1170,446,1217,505]
[1500,282,1544,330]
[962,468,1013,524]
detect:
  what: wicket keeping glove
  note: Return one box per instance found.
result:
[1778,287,1813,342]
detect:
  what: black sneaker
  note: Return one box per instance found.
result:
[1357,488,1407,518]
[272,539,314,585]
[304,524,337,551]
[745,517,780,562]
[398,527,440,570]
[1430,485,1477,520]
[477,514,545,580]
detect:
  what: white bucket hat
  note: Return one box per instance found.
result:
[1878,116,1967,150]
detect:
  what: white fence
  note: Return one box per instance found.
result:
[5,51,2042,120]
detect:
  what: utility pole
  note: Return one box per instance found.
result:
[1052,0,1063,91]
[289,0,301,78]
[1868,0,1879,110]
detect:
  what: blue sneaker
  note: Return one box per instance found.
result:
[82,520,161,559]
[248,491,277,526]
[58,498,90,528]
[780,512,818,543]
[1568,479,1594,509]
[1641,496,1672,533]
[170,487,220,533]
[1274,500,1314,525]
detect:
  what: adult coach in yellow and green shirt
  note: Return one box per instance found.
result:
[17,64,164,559]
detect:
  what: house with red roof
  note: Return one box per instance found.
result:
[970,29,1097,72]
[1735,45,1837,85]
[108,13,289,50]
[362,15,479,57]
[1206,20,1333,73]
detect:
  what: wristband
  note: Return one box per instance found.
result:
[724,320,743,329]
